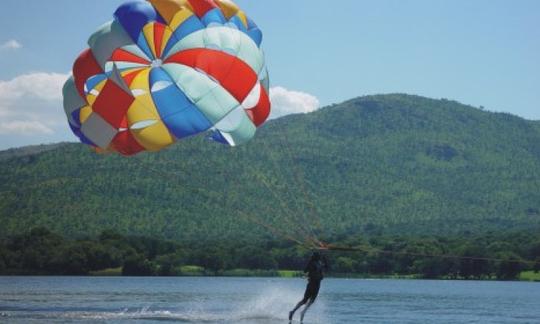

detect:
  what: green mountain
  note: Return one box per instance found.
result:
[0,143,65,161]
[1,94,539,243]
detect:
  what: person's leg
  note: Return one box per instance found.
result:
[290,282,314,321]
[300,298,315,322]
[289,297,308,320]
[300,282,320,322]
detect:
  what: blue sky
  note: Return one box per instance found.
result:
[0,0,539,150]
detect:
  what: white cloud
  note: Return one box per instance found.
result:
[269,86,320,119]
[0,40,22,50]
[0,121,53,135]
[0,72,67,101]
[0,72,69,138]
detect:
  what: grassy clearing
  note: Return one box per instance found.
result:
[178,265,205,276]
[221,269,280,277]
[519,271,540,281]
[277,270,302,278]
[89,267,122,276]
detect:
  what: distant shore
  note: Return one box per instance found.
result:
[84,267,540,282]
[2,269,538,282]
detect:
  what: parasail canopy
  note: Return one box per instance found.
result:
[63,0,271,155]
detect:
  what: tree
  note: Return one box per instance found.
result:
[196,249,226,274]
[413,258,456,279]
[155,252,185,276]
[235,246,277,270]
[122,254,157,276]
[494,253,523,280]
[0,246,6,272]
[334,257,357,273]
[367,253,394,274]
[457,245,490,279]
[49,244,90,275]
[83,242,122,271]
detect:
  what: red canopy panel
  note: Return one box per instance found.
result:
[188,0,218,17]
[166,48,257,103]
[112,130,146,156]
[73,49,103,99]
[111,48,150,65]
[92,80,135,129]
[246,84,270,127]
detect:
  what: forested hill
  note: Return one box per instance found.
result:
[1,94,540,242]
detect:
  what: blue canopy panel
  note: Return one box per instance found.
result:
[228,16,248,33]
[70,110,81,128]
[246,18,262,48]
[85,69,132,97]
[210,130,229,145]
[114,1,164,43]
[202,8,227,27]
[149,68,212,139]
[84,74,108,95]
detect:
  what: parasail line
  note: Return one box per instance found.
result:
[129,152,318,249]
[272,121,325,245]
[250,168,324,249]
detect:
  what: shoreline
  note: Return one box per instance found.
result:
[2,269,538,282]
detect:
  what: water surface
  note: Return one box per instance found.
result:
[0,277,538,323]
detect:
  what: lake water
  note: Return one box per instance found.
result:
[0,277,538,323]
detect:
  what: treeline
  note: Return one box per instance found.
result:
[1,227,538,280]
[0,227,291,276]
[327,232,540,280]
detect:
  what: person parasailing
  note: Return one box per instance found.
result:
[289,251,329,323]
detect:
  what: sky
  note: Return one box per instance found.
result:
[0,0,539,150]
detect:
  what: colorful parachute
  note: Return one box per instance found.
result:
[63,0,271,155]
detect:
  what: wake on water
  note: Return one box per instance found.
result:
[5,287,328,323]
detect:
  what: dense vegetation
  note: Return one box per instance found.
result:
[1,227,538,280]
[0,143,65,161]
[1,94,540,243]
